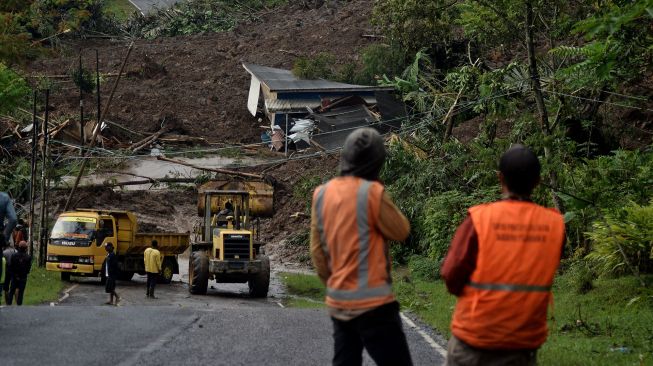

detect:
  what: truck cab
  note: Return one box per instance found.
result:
[46,211,118,281]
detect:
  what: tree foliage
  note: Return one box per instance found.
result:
[0,62,30,115]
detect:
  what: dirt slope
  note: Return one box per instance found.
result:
[24,1,379,145]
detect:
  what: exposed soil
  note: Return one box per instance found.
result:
[23,0,379,146]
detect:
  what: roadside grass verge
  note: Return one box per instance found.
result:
[21,265,65,305]
[104,0,138,21]
[395,270,653,366]
[279,269,653,364]
[279,272,324,308]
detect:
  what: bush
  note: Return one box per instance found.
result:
[407,255,440,281]
[0,63,30,114]
[586,201,653,278]
[292,53,336,80]
[561,259,595,294]
[355,44,406,84]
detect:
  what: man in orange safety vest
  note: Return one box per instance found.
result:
[441,144,565,365]
[311,128,413,366]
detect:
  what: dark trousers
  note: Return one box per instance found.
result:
[3,270,11,303]
[8,277,27,306]
[446,335,538,366]
[146,272,158,290]
[331,301,413,366]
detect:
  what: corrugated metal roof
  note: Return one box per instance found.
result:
[265,99,321,112]
[264,96,377,113]
[243,63,394,93]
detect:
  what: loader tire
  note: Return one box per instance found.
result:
[189,251,209,295]
[248,255,270,298]
[61,272,71,282]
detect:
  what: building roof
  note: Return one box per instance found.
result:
[243,63,394,93]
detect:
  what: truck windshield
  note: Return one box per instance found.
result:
[51,217,97,240]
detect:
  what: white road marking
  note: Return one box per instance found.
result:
[117,315,200,366]
[57,284,79,303]
[276,301,285,308]
[400,312,447,358]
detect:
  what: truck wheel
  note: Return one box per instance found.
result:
[61,272,71,282]
[118,271,134,281]
[189,251,209,295]
[248,255,270,298]
[160,258,175,284]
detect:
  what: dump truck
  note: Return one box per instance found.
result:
[189,179,273,297]
[46,209,190,283]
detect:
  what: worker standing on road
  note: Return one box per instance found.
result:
[8,241,31,306]
[0,191,17,246]
[144,240,162,299]
[311,128,413,366]
[2,241,17,304]
[104,243,120,306]
[441,144,565,365]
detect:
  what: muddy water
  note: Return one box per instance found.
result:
[63,154,267,190]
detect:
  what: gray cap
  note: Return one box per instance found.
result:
[340,128,386,180]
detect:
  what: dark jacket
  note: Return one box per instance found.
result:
[104,252,119,279]
[10,251,31,280]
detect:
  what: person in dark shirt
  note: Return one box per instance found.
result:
[103,242,120,305]
[8,241,31,306]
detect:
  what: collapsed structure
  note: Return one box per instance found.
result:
[243,63,406,151]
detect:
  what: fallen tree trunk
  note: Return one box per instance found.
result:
[53,177,198,189]
[156,156,263,179]
[129,128,168,152]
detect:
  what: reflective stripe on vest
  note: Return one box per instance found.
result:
[468,281,551,292]
[314,184,330,263]
[316,180,392,301]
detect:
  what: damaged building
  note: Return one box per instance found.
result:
[243,63,406,151]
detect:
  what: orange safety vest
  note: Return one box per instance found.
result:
[313,176,395,310]
[451,200,564,350]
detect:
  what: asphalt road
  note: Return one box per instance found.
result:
[0,264,447,365]
[129,0,181,15]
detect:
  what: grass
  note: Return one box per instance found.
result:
[104,0,138,21]
[21,265,65,305]
[279,272,325,308]
[278,269,653,365]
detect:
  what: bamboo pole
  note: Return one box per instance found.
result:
[28,90,38,256]
[38,89,50,267]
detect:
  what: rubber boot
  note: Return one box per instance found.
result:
[150,287,157,299]
[146,287,151,298]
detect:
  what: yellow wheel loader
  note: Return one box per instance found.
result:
[189,179,273,297]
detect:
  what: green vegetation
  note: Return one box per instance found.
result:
[103,0,137,21]
[127,0,288,39]
[279,272,325,308]
[280,270,653,364]
[21,264,65,305]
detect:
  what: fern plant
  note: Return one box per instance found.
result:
[586,201,653,278]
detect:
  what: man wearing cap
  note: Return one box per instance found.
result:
[441,144,565,365]
[103,243,120,305]
[311,127,413,366]
[8,241,31,306]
